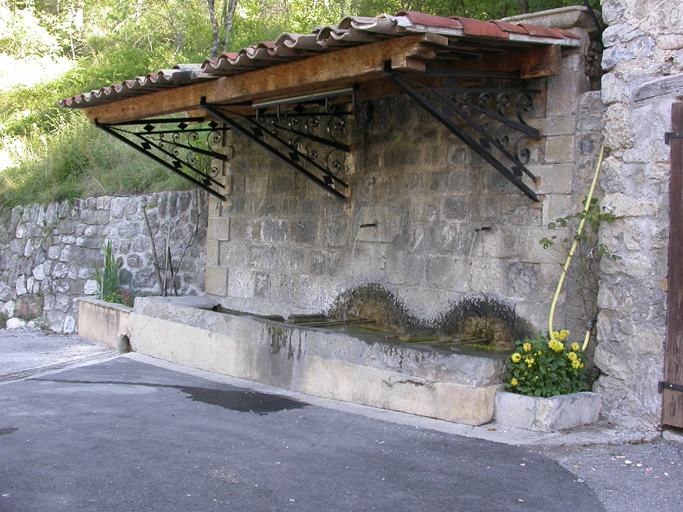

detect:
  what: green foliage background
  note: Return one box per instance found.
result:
[0,0,599,208]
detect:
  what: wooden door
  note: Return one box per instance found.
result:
[663,101,683,428]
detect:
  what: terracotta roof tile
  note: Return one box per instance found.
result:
[59,8,582,109]
[450,16,508,38]
[490,20,530,35]
[396,10,462,29]
[517,23,566,39]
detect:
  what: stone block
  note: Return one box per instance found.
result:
[278,247,306,274]
[515,300,552,333]
[385,252,425,286]
[529,164,573,195]
[261,219,288,243]
[470,195,501,224]
[477,226,520,259]
[443,197,469,221]
[205,266,228,296]
[357,207,400,243]
[249,244,278,271]
[208,216,230,242]
[544,136,575,164]
[547,71,588,116]
[322,220,348,248]
[15,294,44,320]
[227,268,255,299]
[529,116,576,136]
[434,223,474,255]
[501,194,542,227]
[505,261,540,300]
[206,240,219,266]
[602,24,644,47]
[425,255,469,291]
[290,220,319,245]
[494,390,601,432]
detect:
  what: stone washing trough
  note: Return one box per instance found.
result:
[81,295,507,426]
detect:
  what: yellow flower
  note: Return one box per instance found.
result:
[511,378,518,386]
[523,342,532,352]
[561,330,570,337]
[571,359,582,369]
[511,353,522,363]
[567,352,578,361]
[552,331,561,339]
[571,343,581,352]
[525,356,535,367]
[549,340,565,352]
[537,351,542,356]
[558,332,567,341]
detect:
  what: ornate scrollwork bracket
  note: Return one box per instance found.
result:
[386,69,542,202]
[201,96,352,203]
[96,117,228,200]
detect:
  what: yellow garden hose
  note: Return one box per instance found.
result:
[548,144,605,350]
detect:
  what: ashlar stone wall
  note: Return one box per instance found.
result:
[595,0,683,430]
[0,190,207,333]
[205,23,602,341]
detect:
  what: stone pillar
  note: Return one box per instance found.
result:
[595,0,683,429]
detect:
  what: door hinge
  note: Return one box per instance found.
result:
[665,131,682,145]
[659,381,683,393]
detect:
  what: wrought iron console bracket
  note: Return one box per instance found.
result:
[96,117,229,201]
[659,381,683,394]
[386,69,541,202]
[200,98,351,202]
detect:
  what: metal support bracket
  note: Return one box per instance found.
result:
[200,98,351,202]
[386,69,541,202]
[96,117,229,200]
[665,131,683,145]
[659,381,683,394]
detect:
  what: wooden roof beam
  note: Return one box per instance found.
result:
[85,34,449,125]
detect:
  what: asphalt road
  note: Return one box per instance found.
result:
[0,329,681,512]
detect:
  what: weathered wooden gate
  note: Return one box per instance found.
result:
[663,101,683,428]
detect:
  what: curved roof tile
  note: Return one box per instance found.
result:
[59,9,582,109]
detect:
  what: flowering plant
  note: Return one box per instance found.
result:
[501,331,590,397]
[102,288,134,307]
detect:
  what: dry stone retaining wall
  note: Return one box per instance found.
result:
[0,190,207,333]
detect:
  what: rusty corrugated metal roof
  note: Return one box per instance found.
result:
[59,10,581,110]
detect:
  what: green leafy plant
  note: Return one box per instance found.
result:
[539,197,616,336]
[501,331,590,397]
[0,311,7,329]
[94,240,134,306]
[539,197,616,260]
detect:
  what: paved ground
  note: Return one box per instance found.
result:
[0,329,681,511]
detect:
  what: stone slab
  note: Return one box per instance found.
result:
[78,297,132,349]
[494,390,601,432]
[129,296,505,425]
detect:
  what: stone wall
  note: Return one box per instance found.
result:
[205,21,602,343]
[595,0,683,429]
[0,190,207,333]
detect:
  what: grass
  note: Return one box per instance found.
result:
[0,44,192,209]
[0,113,190,209]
